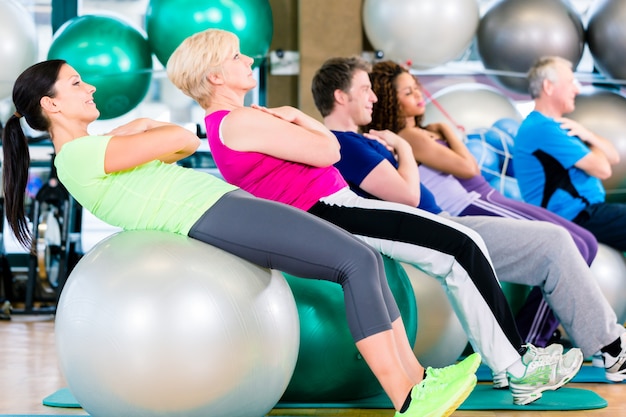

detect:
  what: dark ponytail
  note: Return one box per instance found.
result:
[1,59,65,251]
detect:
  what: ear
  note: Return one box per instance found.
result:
[206,71,224,86]
[40,96,59,114]
[333,88,347,106]
[542,79,554,96]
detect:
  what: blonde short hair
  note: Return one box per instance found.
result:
[166,29,239,108]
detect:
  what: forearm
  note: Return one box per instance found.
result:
[395,143,421,194]
[587,136,620,165]
[292,111,339,146]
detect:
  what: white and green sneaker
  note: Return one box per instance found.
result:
[508,344,583,405]
[492,343,564,389]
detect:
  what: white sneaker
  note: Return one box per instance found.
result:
[491,343,564,390]
[603,333,626,382]
[508,344,583,405]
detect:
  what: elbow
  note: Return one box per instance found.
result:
[403,190,421,207]
[318,146,341,166]
[597,167,612,180]
[456,163,481,179]
[611,154,621,165]
[450,161,480,179]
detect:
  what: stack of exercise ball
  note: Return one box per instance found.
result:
[362,0,479,69]
[47,14,153,120]
[476,0,585,95]
[0,0,38,101]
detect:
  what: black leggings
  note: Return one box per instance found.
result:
[188,189,401,342]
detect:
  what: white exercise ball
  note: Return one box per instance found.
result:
[589,244,626,324]
[0,0,39,100]
[423,83,522,140]
[55,231,299,417]
[403,263,469,368]
[362,0,479,69]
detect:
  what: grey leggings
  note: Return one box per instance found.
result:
[188,189,401,342]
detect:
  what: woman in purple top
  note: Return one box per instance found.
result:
[367,61,599,349]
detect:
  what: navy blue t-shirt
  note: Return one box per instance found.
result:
[332,130,442,214]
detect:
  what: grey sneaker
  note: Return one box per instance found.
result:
[508,344,583,405]
[603,333,626,382]
[492,343,564,389]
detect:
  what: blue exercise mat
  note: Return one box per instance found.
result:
[43,384,607,411]
[476,363,626,384]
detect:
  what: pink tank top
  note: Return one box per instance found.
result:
[205,110,347,211]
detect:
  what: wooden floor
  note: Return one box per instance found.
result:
[1,315,624,417]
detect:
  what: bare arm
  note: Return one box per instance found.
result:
[558,117,620,179]
[104,118,201,173]
[359,129,421,206]
[221,105,340,167]
[399,124,480,179]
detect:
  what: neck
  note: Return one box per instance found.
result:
[533,99,562,118]
[323,110,359,133]
[49,119,90,154]
[205,88,246,114]
[404,115,418,129]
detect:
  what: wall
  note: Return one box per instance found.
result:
[268,0,364,118]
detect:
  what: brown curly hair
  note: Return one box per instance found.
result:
[367,60,424,133]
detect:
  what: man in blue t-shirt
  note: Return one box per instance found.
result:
[514,56,626,250]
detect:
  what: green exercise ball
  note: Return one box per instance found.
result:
[500,281,531,315]
[47,15,153,120]
[145,0,273,68]
[281,256,417,402]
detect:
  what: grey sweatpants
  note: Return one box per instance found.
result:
[445,213,625,357]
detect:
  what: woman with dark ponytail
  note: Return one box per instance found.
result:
[3,60,66,251]
[1,59,479,417]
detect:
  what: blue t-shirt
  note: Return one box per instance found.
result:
[332,130,442,214]
[514,111,605,220]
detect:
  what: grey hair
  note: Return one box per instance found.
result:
[527,56,573,99]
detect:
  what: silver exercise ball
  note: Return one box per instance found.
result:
[0,0,38,99]
[362,0,479,69]
[403,264,469,368]
[587,0,626,81]
[565,87,626,199]
[423,83,522,140]
[55,231,299,417]
[589,244,626,324]
[477,0,584,95]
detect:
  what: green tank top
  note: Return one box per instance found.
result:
[55,135,237,235]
